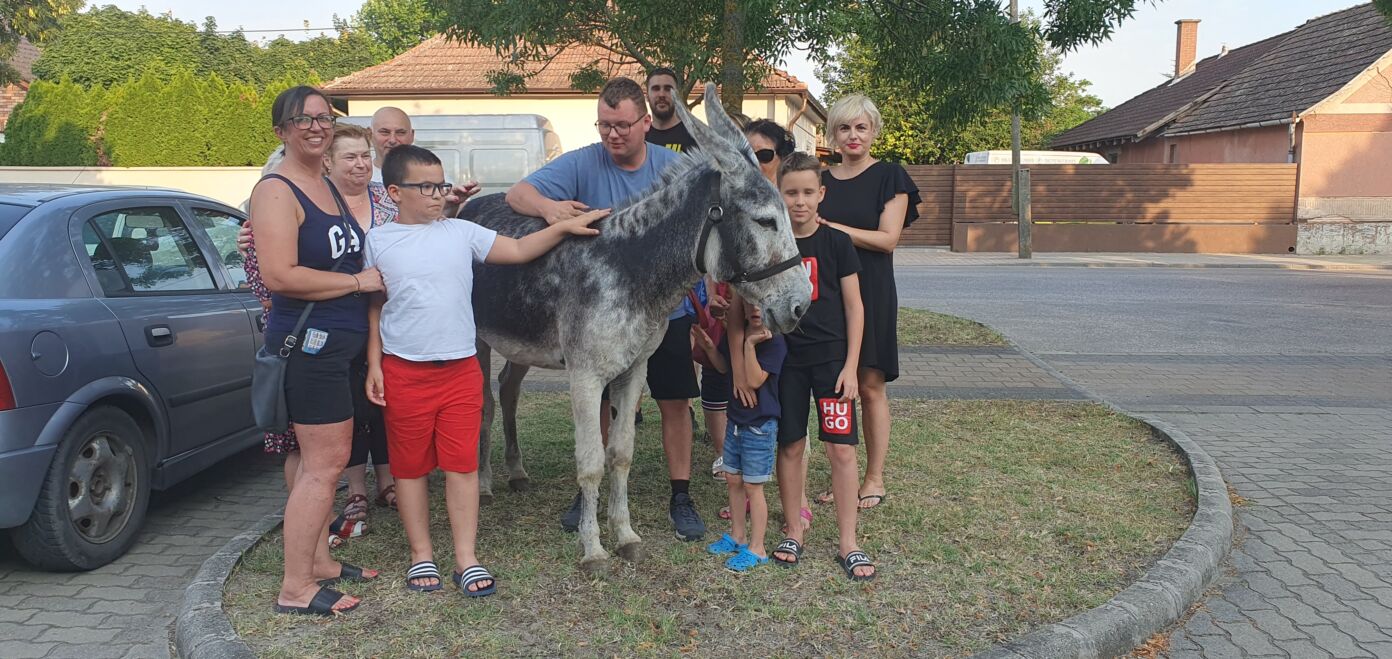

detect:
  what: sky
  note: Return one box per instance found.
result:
[110,0,1370,107]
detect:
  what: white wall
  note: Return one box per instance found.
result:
[0,167,262,209]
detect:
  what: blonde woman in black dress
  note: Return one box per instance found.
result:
[814,94,920,510]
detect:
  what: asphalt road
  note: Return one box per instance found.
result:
[895,266,1392,355]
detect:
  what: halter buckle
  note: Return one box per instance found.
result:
[707,205,724,222]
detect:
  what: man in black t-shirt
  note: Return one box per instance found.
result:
[645,67,697,153]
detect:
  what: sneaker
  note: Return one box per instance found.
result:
[707,533,744,555]
[669,492,707,541]
[725,546,769,572]
[711,457,726,480]
[560,492,583,533]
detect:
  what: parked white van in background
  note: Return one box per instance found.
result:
[340,114,563,196]
[964,150,1110,165]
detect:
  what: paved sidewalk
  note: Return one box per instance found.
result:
[0,449,283,659]
[1040,353,1392,658]
[895,248,1392,271]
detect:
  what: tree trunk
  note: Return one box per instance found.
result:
[719,0,745,116]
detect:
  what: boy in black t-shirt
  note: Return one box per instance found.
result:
[769,152,875,581]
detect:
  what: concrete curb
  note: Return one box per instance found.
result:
[972,341,1234,659]
[174,335,1230,659]
[174,511,283,659]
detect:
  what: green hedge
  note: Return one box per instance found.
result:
[1,71,313,167]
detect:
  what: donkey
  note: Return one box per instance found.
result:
[461,84,812,575]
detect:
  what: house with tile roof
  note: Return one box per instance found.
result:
[1052,3,1392,253]
[322,36,826,159]
[0,38,40,143]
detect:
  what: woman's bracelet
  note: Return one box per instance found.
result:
[351,273,361,294]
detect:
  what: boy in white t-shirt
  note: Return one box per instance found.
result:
[364,145,606,597]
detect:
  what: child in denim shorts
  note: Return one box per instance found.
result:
[694,303,786,571]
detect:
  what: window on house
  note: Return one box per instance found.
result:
[1168,144,1179,164]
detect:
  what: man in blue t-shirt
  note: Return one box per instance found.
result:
[505,76,708,542]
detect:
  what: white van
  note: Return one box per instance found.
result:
[340,114,563,196]
[964,150,1109,165]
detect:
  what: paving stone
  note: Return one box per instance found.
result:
[1246,608,1309,642]
[1322,612,1392,644]
[0,642,57,659]
[1216,620,1284,656]
[1304,625,1375,659]
[34,627,120,644]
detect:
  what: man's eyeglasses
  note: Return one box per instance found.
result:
[754,149,777,164]
[596,114,648,136]
[283,114,336,130]
[398,182,453,196]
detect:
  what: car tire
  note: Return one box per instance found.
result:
[11,406,151,571]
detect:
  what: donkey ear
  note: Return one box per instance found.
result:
[674,83,759,171]
[699,83,753,151]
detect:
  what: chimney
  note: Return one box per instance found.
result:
[1175,19,1200,78]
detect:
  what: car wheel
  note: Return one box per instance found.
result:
[11,406,151,571]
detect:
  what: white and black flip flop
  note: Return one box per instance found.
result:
[453,565,497,598]
[405,560,444,593]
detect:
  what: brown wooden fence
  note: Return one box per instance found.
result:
[899,163,1298,253]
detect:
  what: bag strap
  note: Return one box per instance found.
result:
[275,177,359,357]
[686,289,710,328]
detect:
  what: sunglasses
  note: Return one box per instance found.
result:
[754,149,777,164]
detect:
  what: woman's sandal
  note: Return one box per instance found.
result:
[317,562,379,587]
[343,494,369,521]
[374,484,398,511]
[452,565,497,598]
[405,561,444,593]
[274,586,359,616]
[836,550,877,582]
[781,507,813,535]
[771,538,802,568]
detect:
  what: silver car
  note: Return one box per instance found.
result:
[0,184,263,570]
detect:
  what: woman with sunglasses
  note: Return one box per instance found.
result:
[813,94,920,512]
[249,86,385,616]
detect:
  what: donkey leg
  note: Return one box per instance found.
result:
[476,342,496,505]
[569,373,609,576]
[499,361,532,492]
[605,363,647,563]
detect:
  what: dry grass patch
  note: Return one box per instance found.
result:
[226,395,1191,658]
[898,307,1007,346]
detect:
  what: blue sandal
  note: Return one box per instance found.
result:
[725,547,769,572]
[707,533,744,555]
[453,565,497,598]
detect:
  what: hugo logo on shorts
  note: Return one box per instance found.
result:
[818,398,852,435]
[802,257,819,301]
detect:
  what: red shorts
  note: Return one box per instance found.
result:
[381,354,484,479]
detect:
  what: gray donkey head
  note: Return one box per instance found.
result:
[675,83,812,333]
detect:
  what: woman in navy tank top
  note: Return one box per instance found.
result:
[249,86,384,616]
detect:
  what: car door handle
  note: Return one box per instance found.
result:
[145,325,174,347]
[255,313,266,333]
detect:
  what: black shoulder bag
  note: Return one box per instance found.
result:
[251,177,361,432]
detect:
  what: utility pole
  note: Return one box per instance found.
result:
[1010,0,1032,258]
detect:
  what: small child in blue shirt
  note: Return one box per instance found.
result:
[694,303,786,571]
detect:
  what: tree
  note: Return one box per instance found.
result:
[0,0,83,85]
[431,0,816,113]
[355,0,445,60]
[0,76,105,165]
[31,5,381,87]
[431,0,1144,122]
[30,6,202,87]
[820,31,1104,164]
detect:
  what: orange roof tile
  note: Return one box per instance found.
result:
[324,36,807,96]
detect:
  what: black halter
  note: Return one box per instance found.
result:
[694,200,803,284]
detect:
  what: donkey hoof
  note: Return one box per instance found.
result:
[508,478,531,492]
[479,492,495,506]
[615,542,646,563]
[579,556,610,578]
